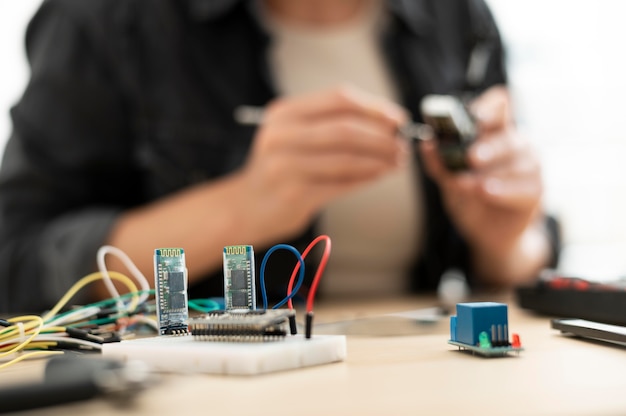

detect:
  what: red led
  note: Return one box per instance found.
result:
[572,279,590,291]
[549,277,570,289]
[511,333,522,348]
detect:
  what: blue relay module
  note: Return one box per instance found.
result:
[448,302,523,357]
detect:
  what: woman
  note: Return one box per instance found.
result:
[0,0,558,312]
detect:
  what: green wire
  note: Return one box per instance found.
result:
[188,298,221,313]
[46,289,155,324]
[69,316,120,328]
[47,290,221,327]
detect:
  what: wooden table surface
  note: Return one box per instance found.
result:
[2,293,626,416]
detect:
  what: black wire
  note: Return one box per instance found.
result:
[66,327,104,344]
[305,312,314,339]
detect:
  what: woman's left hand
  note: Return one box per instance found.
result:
[420,85,548,284]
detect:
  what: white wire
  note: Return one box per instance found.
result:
[96,245,151,310]
[44,306,102,328]
[16,322,24,340]
[96,247,123,308]
[0,334,103,352]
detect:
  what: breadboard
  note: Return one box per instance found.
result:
[102,334,346,375]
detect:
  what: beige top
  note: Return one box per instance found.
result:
[260,1,423,297]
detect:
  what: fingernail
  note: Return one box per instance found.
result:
[474,143,494,163]
[472,108,490,123]
[385,106,408,123]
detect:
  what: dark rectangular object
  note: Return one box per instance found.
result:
[189,309,295,342]
[516,281,626,326]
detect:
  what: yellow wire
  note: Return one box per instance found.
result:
[0,315,39,338]
[42,271,139,322]
[0,270,140,371]
[40,326,67,333]
[0,317,68,342]
[0,351,63,370]
[0,316,44,358]
[0,342,57,352]
[0,315,43,342]
[0,323,65,343]
[0,322,36,340]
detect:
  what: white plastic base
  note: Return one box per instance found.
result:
[102,334,346,376]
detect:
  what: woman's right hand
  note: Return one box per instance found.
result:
[236,85,408,240]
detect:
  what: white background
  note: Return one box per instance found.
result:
[487,0,626,278]
[1,0,626,278]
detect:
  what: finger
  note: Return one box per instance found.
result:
[419,139,472,181]
[468,129,521,170]
[468,143,542,195]
[420,139,483,199]
[478,151,541,184]
[287,151,400,183]
[266,85,408,127]
[436,173,482,222]
[299,116,402,159]
[469,85,512,132]
[478,176,543,210]
[259,116,405,165]
[419,139,448,182]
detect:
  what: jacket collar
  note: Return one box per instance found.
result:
[185,0,241,20]
[184,0,435,37]
[386,0,436,37]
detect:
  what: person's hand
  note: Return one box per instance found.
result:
[420,85,547,282]
[237,85,409,242]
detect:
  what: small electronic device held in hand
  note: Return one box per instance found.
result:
[420,94,477,171]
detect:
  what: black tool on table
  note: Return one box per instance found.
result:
[0,355,150,414]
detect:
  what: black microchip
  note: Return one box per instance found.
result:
[170,292,186,310]
[190,309,295,342]
[168,271,186,292]
[231,291,248,308]
[230,269,248,290]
